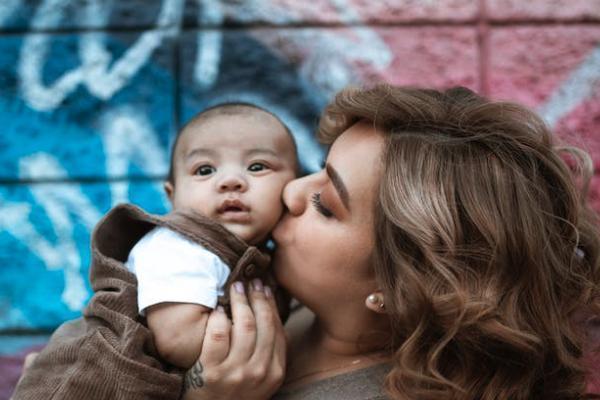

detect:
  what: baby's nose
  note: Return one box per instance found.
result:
[218,174,247,192]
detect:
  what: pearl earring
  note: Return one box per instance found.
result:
[367,293,384,309]
[367,294,378,304]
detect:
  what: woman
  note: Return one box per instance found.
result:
[182,84,600,400]
[17,84,600,400]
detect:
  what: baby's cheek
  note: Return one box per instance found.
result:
[264,201,284,225]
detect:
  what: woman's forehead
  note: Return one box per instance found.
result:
[327,122,384,207]
[328,121,384,168]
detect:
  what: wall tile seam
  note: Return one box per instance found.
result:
[1,19,598,36]
[0,176,167,185]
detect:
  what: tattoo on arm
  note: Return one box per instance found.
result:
[184,361,204,391]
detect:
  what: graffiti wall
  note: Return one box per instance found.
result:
[0,0,599,397]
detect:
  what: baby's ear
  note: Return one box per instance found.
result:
[163,181,174,203]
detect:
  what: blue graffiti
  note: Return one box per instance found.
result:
[0,1,327,331]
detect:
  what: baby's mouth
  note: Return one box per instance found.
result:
[217,199,251,224]
[217,199,250,215]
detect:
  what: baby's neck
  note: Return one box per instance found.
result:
[247,238,273,254]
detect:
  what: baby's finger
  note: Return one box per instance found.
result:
[199,307,231,367]
[228,281,257,362]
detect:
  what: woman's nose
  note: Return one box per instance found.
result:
[217,173,248,193]
[282,173,319,216]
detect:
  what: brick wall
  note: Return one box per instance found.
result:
[1,0,599,341]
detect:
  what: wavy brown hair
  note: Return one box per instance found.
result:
[318,84,600,400]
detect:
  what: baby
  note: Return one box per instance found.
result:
[126,103,298,368]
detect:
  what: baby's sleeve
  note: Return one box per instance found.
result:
[126,227,230,315]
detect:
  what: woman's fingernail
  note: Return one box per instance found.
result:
[216,305,225,313]
[264,286,273,298]
[234,281,245,294]
[252,279,264,292]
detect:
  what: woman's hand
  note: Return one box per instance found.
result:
[182,279,286,400]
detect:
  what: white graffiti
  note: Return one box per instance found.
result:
[195,0,223,89]
[0,303,30,331]
[0,104,170,313]
[308,0,392,94]
[100,106,170,206]
[539,45,600,128]
[415,0,439,6]
[0,0,21,26]
[216,0,300,24]
[18,0,184,111]
[252,0,392,97]
[1,0,381,321]
[15,0,393,109]
[0,154,104,311]
[0,200,89,311]
[258,27,392,96]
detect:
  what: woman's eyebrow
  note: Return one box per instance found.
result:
[326,163,350,211]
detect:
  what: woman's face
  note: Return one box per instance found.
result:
[272,121,384,311]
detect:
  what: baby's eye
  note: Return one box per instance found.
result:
[194,165,216,176]
[248,162,269,172]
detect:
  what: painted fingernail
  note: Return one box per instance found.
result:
[264,286,273,298]
[216,305,225,313]
[234,281,245,294]
[252,279,264,292]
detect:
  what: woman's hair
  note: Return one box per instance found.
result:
[318,84,600,400]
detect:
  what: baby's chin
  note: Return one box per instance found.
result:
[221,222,265,245]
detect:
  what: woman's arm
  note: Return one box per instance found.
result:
[183,279,286,400]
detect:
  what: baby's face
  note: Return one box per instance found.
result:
[166,112,297,245]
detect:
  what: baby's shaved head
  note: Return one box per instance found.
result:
[187,103,291,131]
[167,103,297,184]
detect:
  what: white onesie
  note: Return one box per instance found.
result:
[126,227,230,315]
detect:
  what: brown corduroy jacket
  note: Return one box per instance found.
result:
[13,203,288,400]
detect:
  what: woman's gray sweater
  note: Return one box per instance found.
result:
[272,363,391,400]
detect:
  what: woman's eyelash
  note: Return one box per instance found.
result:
[311,192,333,218]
